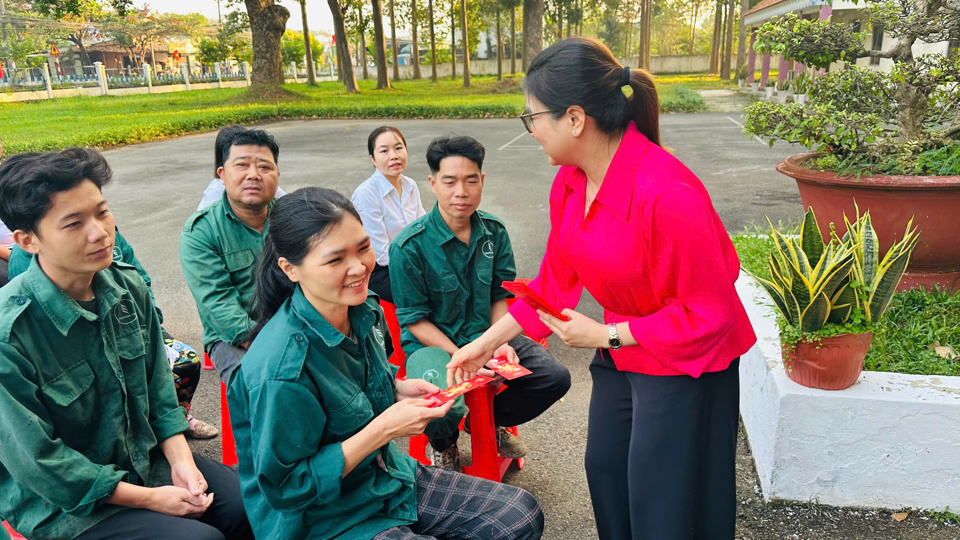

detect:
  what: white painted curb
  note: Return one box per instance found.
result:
[737,271,960,510]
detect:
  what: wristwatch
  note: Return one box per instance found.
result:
[607,323,622,351]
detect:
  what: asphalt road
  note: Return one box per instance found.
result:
[98,113,801,540]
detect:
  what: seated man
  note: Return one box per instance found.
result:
[390,135,571,470]
[197,125,287,211]
[181,126,279,386]
[7,229,219,440]
[0,148,252,540]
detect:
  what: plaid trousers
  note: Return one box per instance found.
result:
[372,464,544,540]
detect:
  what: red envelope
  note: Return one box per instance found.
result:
[426,375,495,407]
[488,356,532,380]
[501,279,571,321]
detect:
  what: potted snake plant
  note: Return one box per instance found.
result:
[746,207,919,390]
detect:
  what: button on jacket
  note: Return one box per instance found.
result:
[0,258,189,540]
[228,290,416,540]
[509,122,757,377]
[388,206,516,356]
[180,192,275,351]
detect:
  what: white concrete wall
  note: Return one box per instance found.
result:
[738,271,960,510]
[0,80,249,103]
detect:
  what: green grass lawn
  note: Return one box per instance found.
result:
[0,73,729,154]
[732,231,960,377]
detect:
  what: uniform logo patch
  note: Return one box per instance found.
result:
[422,369,440,383]
[481,240,495,259]
[374,327,385,347]
[114,299,138,325]
[112,246,123,261]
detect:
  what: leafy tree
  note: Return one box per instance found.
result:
[279,29,323,66]
[103,10,205,66]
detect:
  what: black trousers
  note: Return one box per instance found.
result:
[74,455,253,540]
[584,350,740,540]
[0,258,8,287]
[369,264,394,304]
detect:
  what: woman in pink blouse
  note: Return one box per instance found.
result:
[450,37,756,539]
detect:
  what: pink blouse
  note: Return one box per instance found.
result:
[509,123,756,377]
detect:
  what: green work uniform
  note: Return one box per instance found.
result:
[7,228,162,322]
[180,192,274,352]
[0,258,189,540]
[388,205,517,357]
[227,289,417,540]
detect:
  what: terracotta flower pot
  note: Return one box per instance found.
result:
[782,332,873,390]
[777,153,960,294]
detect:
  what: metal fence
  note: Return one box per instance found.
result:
[0,63,249,91]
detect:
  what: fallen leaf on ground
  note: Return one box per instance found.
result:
[892,512,909,522]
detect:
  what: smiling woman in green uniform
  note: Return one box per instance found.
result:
[227,187,545,540]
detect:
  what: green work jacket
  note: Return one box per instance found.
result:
[227,289,417,540]
[0,258,189,540]
[180,193,274,352]
[388,205,516,356]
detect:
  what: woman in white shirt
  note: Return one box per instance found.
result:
[351,126,426,303]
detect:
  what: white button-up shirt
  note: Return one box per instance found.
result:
[0,220,14,250]
[197,178,287,211]
[351,170,426,266]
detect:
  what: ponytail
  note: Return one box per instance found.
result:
[246,187,361,342]
[525,37,661,146]
[247,238,296,341]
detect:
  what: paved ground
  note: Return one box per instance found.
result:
[96,115,958,539]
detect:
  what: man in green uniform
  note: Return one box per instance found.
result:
[389,135,571,470]
[180,127,279,386]
[0,148,251,540]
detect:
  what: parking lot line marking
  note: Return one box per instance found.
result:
[725,116,767,145]
[499,132,531,150]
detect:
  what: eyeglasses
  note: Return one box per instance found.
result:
[520,109,561,133]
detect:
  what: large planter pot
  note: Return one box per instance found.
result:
[778,152,960,293]
[782,332,873,390]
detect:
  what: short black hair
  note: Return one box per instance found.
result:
[0,147,112,234]
[425,135,485,175]
[367,126,407,156]
[218,127,280,168]
[214,125,248,177]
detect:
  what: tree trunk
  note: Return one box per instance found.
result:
[719,0,727,70]
[389,0,400,81]
[557,1,563,42]
[510,7,517,74]
[328,0,358,92]
[735,0,749,76]
[372,0,392,88]
[720,0,735,79]
[688,1,697,55]
[460,0,470,87]
[428,0,438,81]
[709,0,722,73]
[411,0,422,78]
[496,8,503,80]
[451,0,457,79]
[638,0,650,68]
[69,35,92,66]
[245,0,291,88]
[522,0,543,71]
[300,0,317,85]
[360,11,369,79]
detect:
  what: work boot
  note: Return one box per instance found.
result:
[431,442,461,472]
[496,427,528,459]
[186,415,220,440]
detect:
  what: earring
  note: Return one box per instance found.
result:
[573,130,578,136]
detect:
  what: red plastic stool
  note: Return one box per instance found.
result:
[220,381,238,467]
[408,383,523,482]
[2,521,25,540]
[203,351,214,370]
[379,300,406,378]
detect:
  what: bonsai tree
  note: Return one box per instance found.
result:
[743,4,960,176]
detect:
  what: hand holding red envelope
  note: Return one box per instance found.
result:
[487,356,532,380]
[426,375,495,407]
[501,279,571,322]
